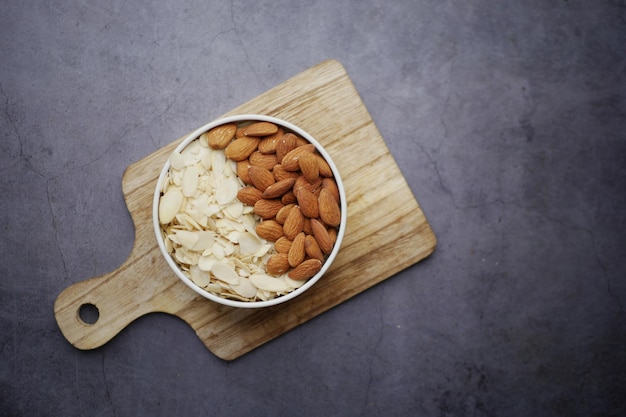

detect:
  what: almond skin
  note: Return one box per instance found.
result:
[273,164,300,182]
[256,220,283,241]
[281,144,315,171]
[322,177,340,203]
[237,160,253,185]
[318,188,341,227]
[258,127,283,154]
[225,137,260,161]
[244,121,278,137]
[207,123,237,149]
[288,232,306,267]
[275,203,295,224]
[304,234,325,261]
[266,253,290,275]
[283,205,304,240]
[276,133,298,162]
[274,236,293,253]
[237,186,263,206]
[316,153,333,177]
[296,187,319,219]
[235,125,248,138]
[249,151,278,171]
[262,177,297,199]
[310,218,333,254]
[253,199,284,219]
[288,258,322,280]
[281,191,297,205]
[299,151,320,183]
[294,175,322,195]
[247,165,275,191]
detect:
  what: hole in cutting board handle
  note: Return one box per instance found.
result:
[78,303,99,325]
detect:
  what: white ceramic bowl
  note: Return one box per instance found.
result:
[153,114,347,308]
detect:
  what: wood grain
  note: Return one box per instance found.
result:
[54,59,437,360]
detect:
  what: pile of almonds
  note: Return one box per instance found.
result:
[157,120,342,302]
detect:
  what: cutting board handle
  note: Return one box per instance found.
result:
[53,247,184,350]
[54,261,141,349]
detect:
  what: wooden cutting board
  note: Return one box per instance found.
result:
[54,59,437,361]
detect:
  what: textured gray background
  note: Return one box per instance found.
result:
[1,0,625,416]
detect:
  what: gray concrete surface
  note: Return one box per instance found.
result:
[1,0,625,416]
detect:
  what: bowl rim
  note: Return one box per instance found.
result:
[152,114,347,308]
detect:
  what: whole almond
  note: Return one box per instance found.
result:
[237,160,253,184]
[302,217,313,234]
[294,175,322,195]
[318,188,341,227]
[299,151,320,182]
[276,133,298,162]
[275,203,295,224]
[283,205,304,240]
[207,123,237,149]
[288,258,322,280]
[235,125,248,138]
[256,220,283,241]
[295,135,310,147]
[258,127,283,154]
[274,236,293,253]
[296,187,319,219]
[253,199,284,219]
[273,164,300,182]
[262,177,297,199]
[322,177,340,203]
[237,186,263,206]
[245,121,278,137]
[249,151,278,171]
[282,144,316,171]
[281,191,297,205]
[327,226,337,244]
[247,165,275,191]
[316,154,333,177]
[310,218,333,254]
[225,137,260,161]
[266,253,290,275]
[288,232,306,267]
[304,234,325,261]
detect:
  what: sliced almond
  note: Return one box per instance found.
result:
[159,187,184,224]
[249,273,291,293]
[211,262,239,285]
